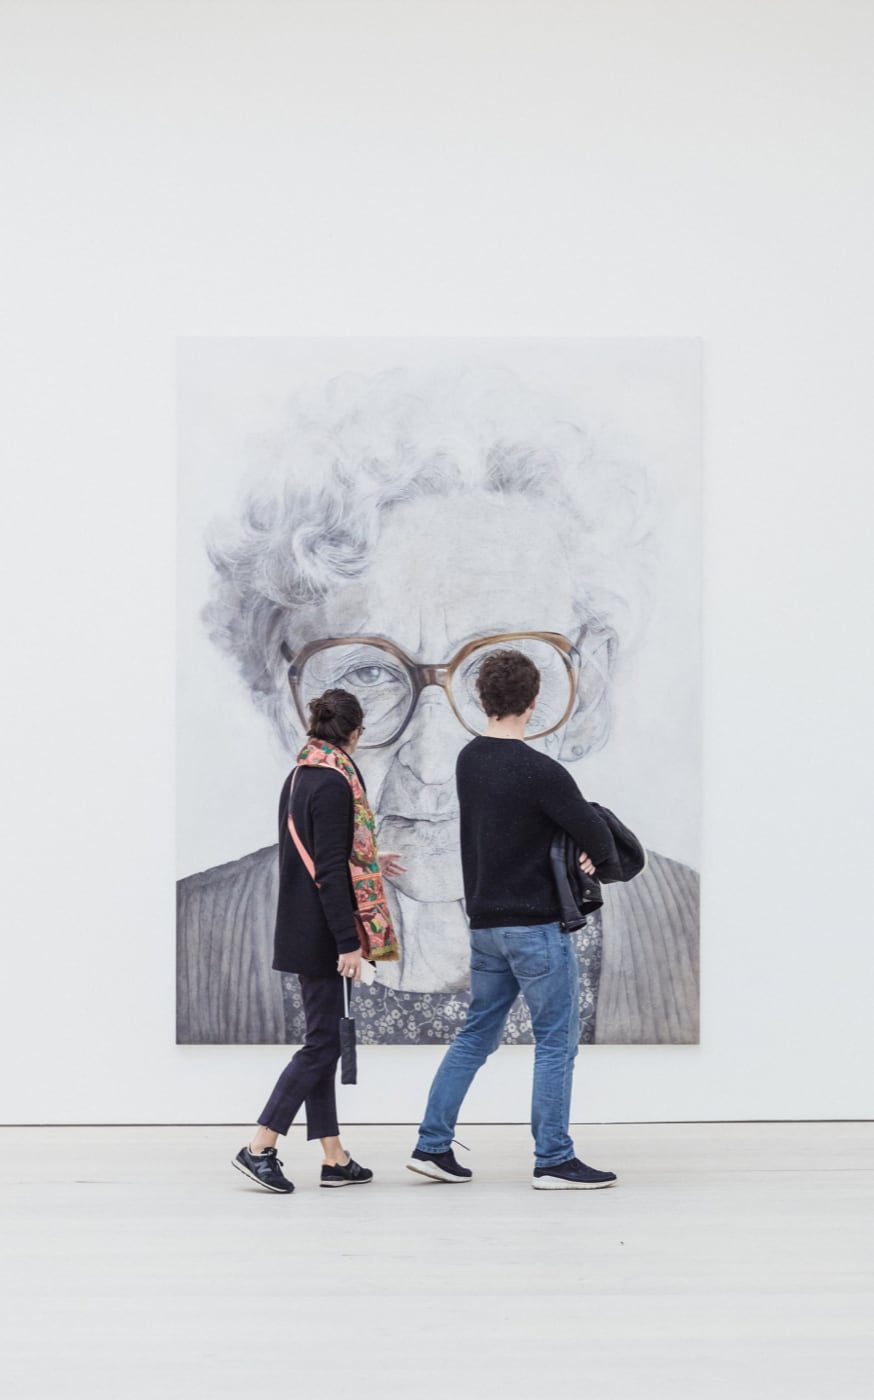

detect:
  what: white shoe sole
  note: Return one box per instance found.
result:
[231,1157,294,1193]
[531,1175,617,1190]
[406,1159,472,1184]
[320,1176,373,1187]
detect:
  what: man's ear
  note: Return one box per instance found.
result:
[558,625,617,762]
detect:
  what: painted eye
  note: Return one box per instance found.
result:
[344,664,400,687]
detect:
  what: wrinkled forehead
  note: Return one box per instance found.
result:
[299,491,578,657]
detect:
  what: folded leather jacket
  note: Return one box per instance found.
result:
[550,803,648,932]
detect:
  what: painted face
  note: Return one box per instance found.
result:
[305,491,581,904]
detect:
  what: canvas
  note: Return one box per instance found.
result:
[176,338,701,1045]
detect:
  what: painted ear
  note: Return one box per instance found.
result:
[557,625,617,762]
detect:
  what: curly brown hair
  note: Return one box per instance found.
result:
[476,650,540,720]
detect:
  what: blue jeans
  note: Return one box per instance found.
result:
[416,922,581,1167]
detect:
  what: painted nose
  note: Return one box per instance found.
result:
[395,686,468,787]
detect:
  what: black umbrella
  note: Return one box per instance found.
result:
[340,979,357,1085]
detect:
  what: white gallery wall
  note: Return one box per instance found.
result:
[1,0,872,1124]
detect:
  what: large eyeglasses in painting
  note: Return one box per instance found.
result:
[281,629,586,746]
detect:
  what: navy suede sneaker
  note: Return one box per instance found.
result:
[320,1154,373,1187]
[232,1145,295,1194]
[406,1147,473,1183]
[532,1157,617,1190]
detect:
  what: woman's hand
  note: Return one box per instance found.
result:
[578,851,596,876]
[379,851,407,879]
[337,950,363,982]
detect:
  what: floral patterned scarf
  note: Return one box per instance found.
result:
[296,740,400,963]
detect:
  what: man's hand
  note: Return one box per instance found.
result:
[578,851,596,876]
[337,949,363,982]
[379,851,407,879]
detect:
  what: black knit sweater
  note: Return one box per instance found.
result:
[456,737,617,929]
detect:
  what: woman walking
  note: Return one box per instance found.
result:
[232,688,402,1194]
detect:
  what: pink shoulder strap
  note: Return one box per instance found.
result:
[287,769,317,882]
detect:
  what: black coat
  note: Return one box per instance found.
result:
[273,764,362,978]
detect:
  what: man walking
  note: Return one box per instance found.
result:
[407,649,619,1190]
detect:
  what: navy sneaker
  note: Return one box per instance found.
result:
[532,1157,617,1190]
[320,1154,373,1188]
[232,1145,295,1194]
[406,1147,473,1183]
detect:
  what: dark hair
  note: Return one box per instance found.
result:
[306,688,364,747]
[476,650,540,720]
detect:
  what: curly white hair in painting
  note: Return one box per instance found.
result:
[204,363,656,755]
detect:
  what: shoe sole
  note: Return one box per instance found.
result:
[320,1176,373,1187]
[531,1176,617,1190]
[406,1160,472,1183]
[231,1157,294,1194]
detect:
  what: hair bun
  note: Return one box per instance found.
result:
[309,697,335,721]
[305,687,364,744]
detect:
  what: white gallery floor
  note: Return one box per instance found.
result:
[1,1123,872,1400]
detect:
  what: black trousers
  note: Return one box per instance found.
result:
[258,974,346,1138]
